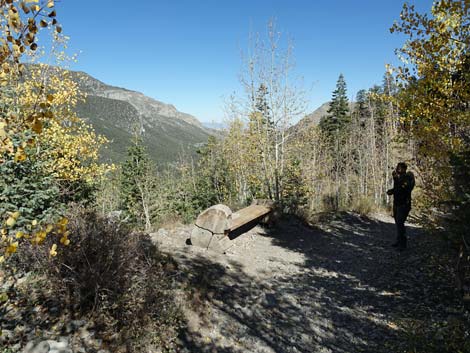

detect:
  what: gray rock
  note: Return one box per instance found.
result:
[47,340,68,350]
[300,333,312,345]
[157,228,169,237]
[240,306,253,317]
[22,341,50,353]
[0,329,13,344]
[23,340,73,353]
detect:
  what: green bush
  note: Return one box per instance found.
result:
[0,148,63,229]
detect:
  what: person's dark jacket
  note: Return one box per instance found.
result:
[387,172,415,209]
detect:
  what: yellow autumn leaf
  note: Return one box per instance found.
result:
[14,149,27,162]
[32,119,42,134]
[58,217,68,226]
[6,242,18,254]
[10,211,20,219]
[60,236,70,246]
[15,231,24,239]
[49,243,57,257]
[5,217,16,228]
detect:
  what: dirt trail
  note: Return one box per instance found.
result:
[151,212,463,353]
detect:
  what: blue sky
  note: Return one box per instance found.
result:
[55,0,431,123]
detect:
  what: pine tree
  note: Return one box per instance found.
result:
[320,74,351,136]
[254,83,273,127]
[354,89,369,127]
[120,136,153,229]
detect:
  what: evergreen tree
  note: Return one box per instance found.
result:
[354,89,369,127]
[369,84,387,133]
[120,136,152,227]
[254,83,273,127]
[319,74,351,136]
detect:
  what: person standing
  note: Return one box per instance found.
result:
[387,162,415,250]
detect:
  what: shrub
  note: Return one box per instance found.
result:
[45,208,183,351]
[351,196,375,217]
[322,194,339,213]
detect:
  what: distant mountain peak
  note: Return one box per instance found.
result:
[62,68,212,163]
[68,70,202,128]
[294,101,356,131]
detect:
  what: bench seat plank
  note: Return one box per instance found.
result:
[226,204,271,233]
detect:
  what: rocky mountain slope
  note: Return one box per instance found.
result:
[24,65,212,164]
[294,101,356,133]
[68,70,212,164]
[298,102,331,128]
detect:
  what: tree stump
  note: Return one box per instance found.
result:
[190,204,233,253]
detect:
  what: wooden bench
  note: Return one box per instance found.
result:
[225,204,272,239]
[190,201,273,252]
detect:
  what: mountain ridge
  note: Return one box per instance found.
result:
[294,101,356,132]
[69,70,203,128]
[64,68,212,164]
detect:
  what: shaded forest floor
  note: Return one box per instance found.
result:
[152,212,469,353]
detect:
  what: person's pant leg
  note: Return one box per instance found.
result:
[395,205,410,247]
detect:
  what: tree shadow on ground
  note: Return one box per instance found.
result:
[174,212,463,353]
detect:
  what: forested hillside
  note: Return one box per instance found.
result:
[1,1,469,352]
[22,65,213,163]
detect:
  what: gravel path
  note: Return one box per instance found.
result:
[151,212,466,353]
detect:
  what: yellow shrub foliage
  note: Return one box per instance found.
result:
[0,1,111,260]
[391,0,470,205]
[41,119,111,182]
[19,64,113,182]
[0,0,62,156]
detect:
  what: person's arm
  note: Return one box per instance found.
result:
[387,170,398,195]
